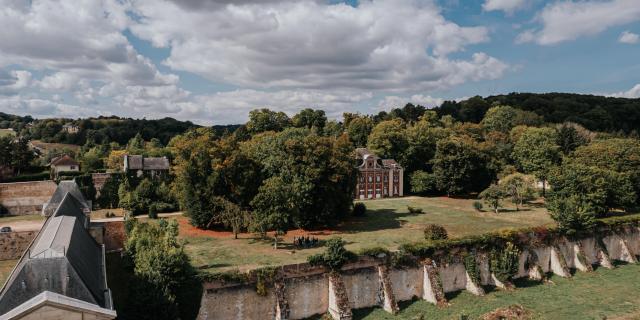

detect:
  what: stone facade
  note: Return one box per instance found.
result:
[0,181,57,216]
[354,148,403,200]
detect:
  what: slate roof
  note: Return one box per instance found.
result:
[355,148,403,169]
[49,154,79,167]
[0,183,112,317]
[125,155,169,171]
[42,181,90,217]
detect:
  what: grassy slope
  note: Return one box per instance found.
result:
[181,196,553,272]
[351,264,640,320]
[0,260,18,287]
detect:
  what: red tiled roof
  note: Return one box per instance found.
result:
[50,154,79,166]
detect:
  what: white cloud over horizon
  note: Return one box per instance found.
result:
[517,0,640,45]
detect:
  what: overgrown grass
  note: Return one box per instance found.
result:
[350,264,640,320]
[0,259,17,287]
[0,214,45,223]
[179,196,553,272]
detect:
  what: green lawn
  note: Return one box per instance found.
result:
[349,263,640,320]
[179,196,553,272]
[0,260,18,287]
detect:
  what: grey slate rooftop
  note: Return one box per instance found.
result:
[0,183,112,317]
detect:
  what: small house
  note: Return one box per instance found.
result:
[123,155,169,178]
[49,154,80,175]
[61,123,79,134]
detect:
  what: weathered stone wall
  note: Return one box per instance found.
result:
[199,285,276,320]
[198,230,640,320]
[0,181,57,215]
[0,231,37,260]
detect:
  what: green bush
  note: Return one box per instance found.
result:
[408,206,424,214]
[307,237,356,271]
[352,202,367,217]
[357,246,390,258]
[473,201,483,211]
[424,224,448,241]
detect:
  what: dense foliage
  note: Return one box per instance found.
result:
[122,219,201,320]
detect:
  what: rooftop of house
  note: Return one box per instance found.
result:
[49,154,79,167]
[0,184,112,317]
[124,155,169,171]
[355,148,403,170]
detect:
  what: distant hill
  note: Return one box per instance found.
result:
[435,92,640,133]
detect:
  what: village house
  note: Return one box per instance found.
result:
[355,148,403,200]
[49,154,79,176]
[61,123,79,134]
[123,154,170,178]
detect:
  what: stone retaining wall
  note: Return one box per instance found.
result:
[197,228,640,320]
[0,181,57,215]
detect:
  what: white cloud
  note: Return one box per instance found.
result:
[377,94,444,111]
[130,0,506,92]
[482,0,526,14]
[607,84,640,98]
[619,31,639,44]
[517,0,640,45]
[0,70,31,94]
[0,0,510,124]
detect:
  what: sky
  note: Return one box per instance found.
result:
[0,0,639,125]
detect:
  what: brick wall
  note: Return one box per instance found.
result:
[0,231,37,260]
[103,221,125,251]
[0,181,57,215]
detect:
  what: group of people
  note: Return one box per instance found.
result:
[293,236,319,248]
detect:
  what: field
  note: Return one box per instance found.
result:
[29,140,81,153]
[0,129,16,138]
[348,263,640,320]
[178,196,554,272]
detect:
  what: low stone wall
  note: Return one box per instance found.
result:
[0,181,57,215]
[0,231,37,260]
[198,227,640,320]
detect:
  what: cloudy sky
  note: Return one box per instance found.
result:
[1,0,639,124]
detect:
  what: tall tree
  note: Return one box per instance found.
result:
[512,127,561,196]
[246,108,291,134]
[432,135,492,196]
[367,118,408,163]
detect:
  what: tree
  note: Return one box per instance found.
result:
[127,133,146,154]
[403,120,449,175]
[499,173,536,210]
[432,135,492,196]
[547,195,596,236]
[367,119,408,163]
[307,237,355,271]
[81,147,104,172]
[548,163,636,217]
[106,150,127,171]
[479,184,506,213]
[571,138,640,205]
[246,108,291,133]
[345,115,374,147]
[9,137,34,175]
[481,105,518,133]
[250,176,304,248]
[410,170,437,194]
[292,108,327,131]
[512,127,561,196]
[124,219,200,320]
[555,122,593,155]
[215,197,250,239]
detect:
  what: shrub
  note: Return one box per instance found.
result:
[473,201,483,211]
[408,206,424,214]
[0,171,50,183]
[423,224,448,241]
[353,202,367,217]
[307,237,355,271]
[357,246,390,258]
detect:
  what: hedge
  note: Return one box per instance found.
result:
[0,172,50,183]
